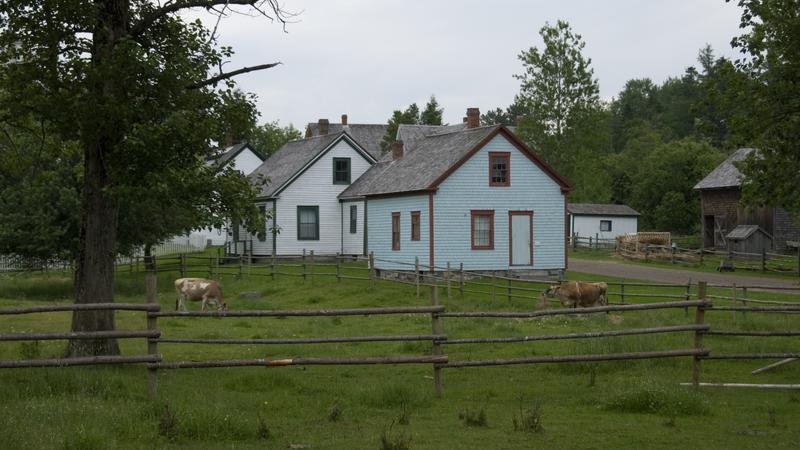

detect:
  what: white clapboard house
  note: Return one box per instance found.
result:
[229,117,387,256]
[567,203,640,241]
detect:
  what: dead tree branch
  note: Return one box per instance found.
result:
[187,62,281,89]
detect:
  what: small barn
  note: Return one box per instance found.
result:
[725,225,773,255]
[568,203,640,240]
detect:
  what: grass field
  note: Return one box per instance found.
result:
[0,258,799,449]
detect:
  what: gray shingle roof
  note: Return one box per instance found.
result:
[340,125,501,197]
[726,224,772,241]
[205,142,264,166]
[568,203,641,216]
[249,132,344,198]
[375,123,470,162]
[694,148,756,190]
[306,123,388,159]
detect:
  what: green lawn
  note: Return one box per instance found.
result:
[0,260,799,449]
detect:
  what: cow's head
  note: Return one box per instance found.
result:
[543,285,561,297]
[218,301,228,311]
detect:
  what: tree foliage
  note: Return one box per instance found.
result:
[728,0,800,218]
[247,120,302,157]
[380,95,444,153]
[0,0,290,356]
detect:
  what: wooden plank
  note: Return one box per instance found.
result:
[152,355,449,370]
[0,330,159,341]
[156,334,447,345]
[438,300,711,318]
[0,354,161,368]
[441,324,709,345]
[151,305,446,318]
[751,358,798,375]
[440,349,708,368]
[0,303,160,315]
[679,382,800,390]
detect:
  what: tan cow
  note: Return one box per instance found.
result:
[543,281,608,308]
[174,278,226,311]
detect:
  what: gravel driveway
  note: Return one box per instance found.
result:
[569,258,800,289]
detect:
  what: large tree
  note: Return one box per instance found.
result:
[727,0,800,217]
[247,120,302,157]
[0,0,291,356]
[513,20,601,173]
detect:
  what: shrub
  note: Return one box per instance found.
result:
[328,401,343,422]
[380,422,411,450]
[512,399,544,433]
[459,407,487,427]
[602,378,709,416]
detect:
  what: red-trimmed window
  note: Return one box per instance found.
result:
[391,212,400,250]
[410,211,421,241]
[489,152,510,186]
[471,210,494,250]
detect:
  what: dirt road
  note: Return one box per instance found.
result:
[569,258,800,289]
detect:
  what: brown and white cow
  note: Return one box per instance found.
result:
[543,281,608,308]
[174,278,226,311]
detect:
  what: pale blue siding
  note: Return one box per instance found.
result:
[368,195,429,271]
[434,135,565,270]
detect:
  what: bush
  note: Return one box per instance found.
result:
[512,399,544,433]
[602,378,709,416]
[459,407,487,427]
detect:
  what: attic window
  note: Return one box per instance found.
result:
[333,157,351,184]
[600,220,612,232]
[489,152,510,186]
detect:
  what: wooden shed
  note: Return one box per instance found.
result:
[725,225,773,255]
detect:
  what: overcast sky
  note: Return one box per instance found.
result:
[196,0,745,128]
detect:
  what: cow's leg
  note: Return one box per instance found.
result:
[201,294,208,311]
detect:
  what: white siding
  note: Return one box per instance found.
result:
[342,201,365,255]
[274,140,373,255]
[231,148,264,175]
[571,215,637,240]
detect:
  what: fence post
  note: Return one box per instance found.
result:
[415,257,420,299]
[429,275,443,397]
[507,277,512,302]
[693,281,708,389]
[620,280,625,304]
[572,232,577,249]
[369,252,375,289]
[179,253,186,278]
[146,273,159,398]
[742,286,748,319]
[595,233,599,250]
[761,249,766,272]
[699,248,704,264]
[589,236,593,249]
[491,272,496,302]
[732,283,738,326]
[271,253,276,281]
[302,249,307,282]
[671,246,676,265]
[644,244,650,261]
[684,279,691,317]
[238,253,243,278]
[446,262,452,300]
[309,250,315,285]
[459,263,464,296]
[336,254,341,282]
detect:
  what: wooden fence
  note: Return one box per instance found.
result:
[619,243,800,276]
[0,303,161,368]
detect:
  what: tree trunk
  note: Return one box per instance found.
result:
[66,140,121,357]
[144,243,154,272]
[66,0,128,357]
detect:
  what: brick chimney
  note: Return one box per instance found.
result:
[341,114,348,125]
[466,107,480,129]
[391,140,404,160]
[318,118,329,135]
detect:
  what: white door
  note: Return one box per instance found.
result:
[510,212,532,266]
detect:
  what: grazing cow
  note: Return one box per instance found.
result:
[174,278,226,311]
[543,281,608,308]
